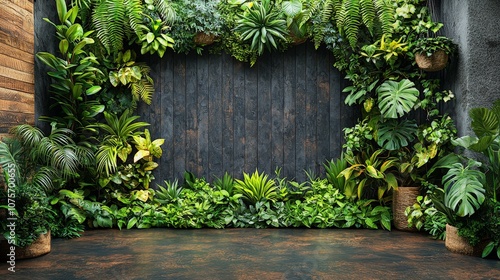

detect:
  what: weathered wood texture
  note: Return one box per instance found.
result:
[138,44,356,182]
[0,0,35,138]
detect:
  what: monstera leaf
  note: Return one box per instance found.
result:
[377,79,419,119]
[454,102,500,152]
[443,160,486,217]
[376,119,417,150]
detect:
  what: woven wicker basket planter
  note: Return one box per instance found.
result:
[392,186,420,231]
[415,50,449,72]
[445,224,489,257]
[194,32,216,46]
[1,231,51,261]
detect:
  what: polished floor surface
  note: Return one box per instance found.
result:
[1,228,499,279]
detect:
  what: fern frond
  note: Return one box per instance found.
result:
[155,0,176,24]
[124,0,143,39]
[375,0,395,36]
[360,0,375,35]
[131,79,154,105]
[320,0,335,24]
[93,0,126,54]
[337,0,361,48]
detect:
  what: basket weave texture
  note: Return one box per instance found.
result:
[415,50,449,72]
[392,186,420,231]
[445,224,489,257]
[194,33,216,46]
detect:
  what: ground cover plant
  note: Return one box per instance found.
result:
[4,0,489,258]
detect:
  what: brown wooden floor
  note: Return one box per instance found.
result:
[1,228,499,279]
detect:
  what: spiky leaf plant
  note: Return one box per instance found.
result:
[235,170,278,205]
[234,0,288,56]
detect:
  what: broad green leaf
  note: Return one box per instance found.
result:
[282,0,302,17]
[377,79,419,118]
[470,107,499,137]
[377,119,417,150]
[86,85,101,96]
[443,161,486,217]
[59,39,69,55]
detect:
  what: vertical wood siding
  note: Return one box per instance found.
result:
[0,0,35,138]
[139,43,357,182]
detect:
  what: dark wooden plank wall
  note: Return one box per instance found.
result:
[0,0,35,138]
[139,43,357,182]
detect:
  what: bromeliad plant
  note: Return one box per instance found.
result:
[234,0,288,57]
[234,169,279,205]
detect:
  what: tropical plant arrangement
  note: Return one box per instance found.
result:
[0,124,82,256]
[424,100,500,258]
[10,0,473,252]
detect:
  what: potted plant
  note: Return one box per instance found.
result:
[170,0,225,54]
[428,100,500,258]
[0,124,81,259]
[412,36,457,71]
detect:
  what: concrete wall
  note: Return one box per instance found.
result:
[440,0,500,136]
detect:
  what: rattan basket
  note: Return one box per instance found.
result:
[392,186,420,231]
[415,50,449,72]
[445,224,490,257]
[194,32,216,46]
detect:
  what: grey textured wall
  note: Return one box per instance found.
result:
[440,0,500,136]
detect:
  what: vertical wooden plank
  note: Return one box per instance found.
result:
[244,64,258,174]
[185,54,198,175]
[330,50,344,158]
[304,43,318,177]
[221,53,234,177]
[147,52,168,182]
[257,53,272,175]
[316,47,332,169]
[197,55,209,177]
[208,54,223,177]
[295,44,307,180]
[172,52,187,180]
[271,51,284,175]
[283,47,297,179]
[233,60,246,176]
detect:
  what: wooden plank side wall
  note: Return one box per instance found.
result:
[0,0,35,137]
[139,43,357,182]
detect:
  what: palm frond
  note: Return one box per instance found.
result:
[30,166,58,193]
[9,124,44,149]
[96,139,120,176]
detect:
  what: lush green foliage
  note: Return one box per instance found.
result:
[6,0,470,252]
[0,124,85,246]
[413,36,458,57]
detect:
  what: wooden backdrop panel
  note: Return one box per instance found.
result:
[0,0,35,137]
[139,43,356,182]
